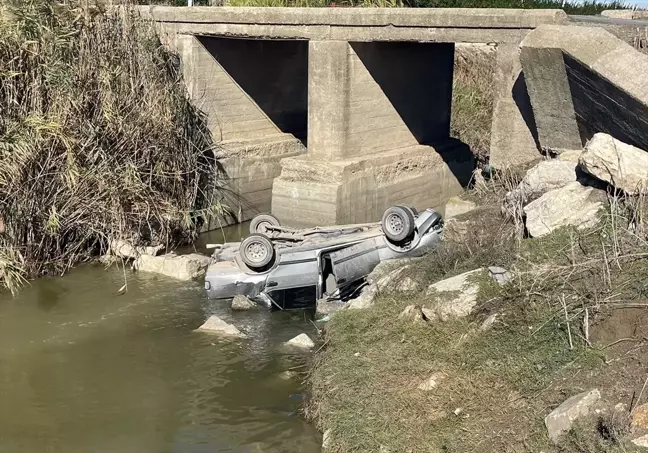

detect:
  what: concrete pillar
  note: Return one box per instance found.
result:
[489,44,541,168]
[272,40,474,226]
[520,47,582,153]
[175,35,306,227]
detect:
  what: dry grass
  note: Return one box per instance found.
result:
[0,0,220,292]
[308,176,648,452]
[450,46,496,166]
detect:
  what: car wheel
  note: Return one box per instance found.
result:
[240,234,275,270]
[381,206,415,243]
[396,204,418,217]
[249,213,281,234]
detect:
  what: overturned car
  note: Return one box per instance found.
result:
[204,206,443,309]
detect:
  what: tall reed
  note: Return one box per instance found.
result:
[0,0,219,293]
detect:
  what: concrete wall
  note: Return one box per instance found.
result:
[520,25,648,154]
[308,41,454,160]
[198,37,308,142]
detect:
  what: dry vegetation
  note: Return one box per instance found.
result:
[0,0,220,293]
[308,173,648,452]
[451,46,496,166]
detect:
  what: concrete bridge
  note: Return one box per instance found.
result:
[140,6,647,227]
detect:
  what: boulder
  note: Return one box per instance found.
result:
[545,389,601,443]
[632,435,648,448]
[348,284,377,310]
[231,294,256,310]
[417,372,446,391]
[524,182,605,238]
[504,159,578,216]
[580,133,648,194]
[109,238,164,260]
[196,315,247,338]
[285,333,315,349]
[398,305,425,323]
[375,265,419,292]
[632,403,648,431]
[135,253,211,281]
[444,196,477,219]
[424,269,484,321]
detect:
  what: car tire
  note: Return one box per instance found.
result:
[240,234,275,270]
[396,204,418,217]
[381,206,415,243]
[249,213,281,235]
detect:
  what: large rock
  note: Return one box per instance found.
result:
[135,253,211,280]
[424,269,484,321]
[444,196,477,219]
[316,299,348,316]
[504,159,578,215]
[231,294,257,310]
[580,133,648,195]
[109,238,164,260]
[196,315,247,338]
[348,260,417,310]
[285,333,315,349]
[545,389,601,443]
[348,284,378,310]
[524,181,605,238]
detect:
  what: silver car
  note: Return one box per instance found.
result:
[204,206,443,309]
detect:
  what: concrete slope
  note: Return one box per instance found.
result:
[520,24,648,154]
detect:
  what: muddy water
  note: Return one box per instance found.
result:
[0,225,321,453]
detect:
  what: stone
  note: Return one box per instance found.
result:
[580,133,648,195]
[424,269,484,321]
[557,149,582,163]
[632,434,648,448]
[135,253,211,281]
[544,389,601,443]
[632,403,648,431]
[504,159,578,212]
[489,266,513,285]
[279,370,298,380]
[348,284,378,310]
[398,305,424,323]
[444,196,477,219]
[196,315,247,338]
[417,372,446,391]
[109,238,164,260]
[524,181,605,238]
[316,299,348,316]
[231,294,257,310]
[480,313,499,331]
[375,265,420,293]
[322,429,332,451]
[285,333,315,349]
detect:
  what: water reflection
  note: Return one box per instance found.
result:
[0,225,321,453]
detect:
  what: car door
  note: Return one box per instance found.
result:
[263,248,319,309]
[330,237,384,288]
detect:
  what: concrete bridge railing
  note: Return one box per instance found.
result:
[141,6,568,227]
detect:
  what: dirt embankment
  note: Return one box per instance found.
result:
[308,160,648,453]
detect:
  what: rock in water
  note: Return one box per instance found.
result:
[545,389,601,443]
[285,333,315,349]
[524,182,605,238]
[196,315,246,338]
[135,253,211,280]
[231,294,256,310]
[580,133,648,194]
[109,238,164,259]
[444,196,477,219]
[424,269,484,321]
